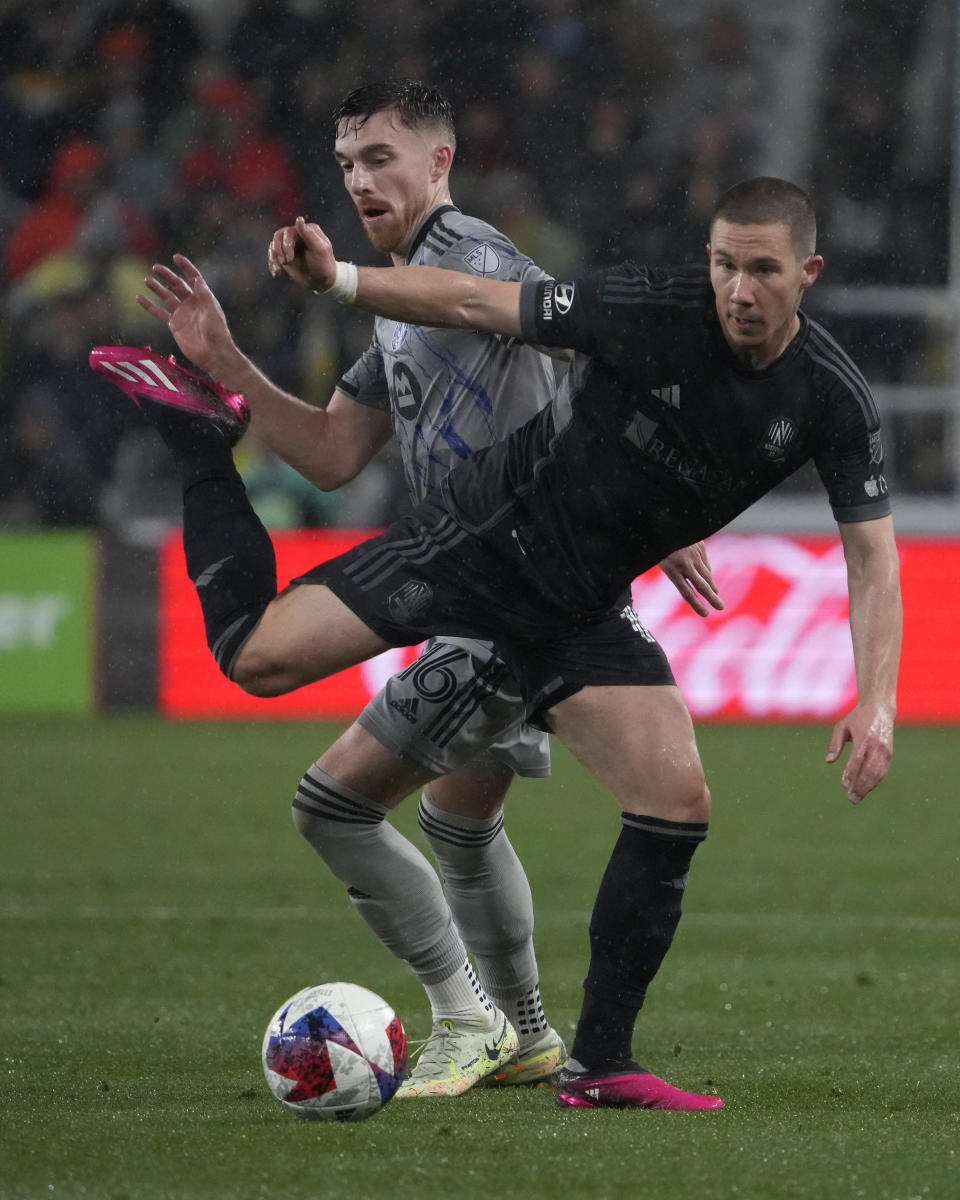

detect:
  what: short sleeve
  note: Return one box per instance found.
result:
[338,343,389,411]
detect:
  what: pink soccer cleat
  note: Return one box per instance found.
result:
[555,1062,723,1110]
[89,345,249,443]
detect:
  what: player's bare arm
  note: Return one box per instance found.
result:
[270,219,571,367]
[137,255,392,489]
[826,514,902,803]
[279,217,524,337]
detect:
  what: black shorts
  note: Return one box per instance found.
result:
[295,507,675,722]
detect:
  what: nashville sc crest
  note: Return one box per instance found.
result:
[761,417,797,462]
[387,580,435,624]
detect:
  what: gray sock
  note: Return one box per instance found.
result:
[293,766,467,983]
[418,793,551,1045]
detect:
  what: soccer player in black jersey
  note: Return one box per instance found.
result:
[131,176,900,1110]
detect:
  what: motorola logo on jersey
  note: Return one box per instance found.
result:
[392,361,423,419]
[761,417,797,462]
[554,282,575,314]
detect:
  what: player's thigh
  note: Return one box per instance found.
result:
[315,714,519,820]
[316,721,435,810]
[234,582,394,693]
[424,760,516,821]
[546,684,710,822]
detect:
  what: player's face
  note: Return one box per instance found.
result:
[334,108,450,259]
[708,220,823,369]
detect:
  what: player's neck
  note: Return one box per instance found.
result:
[391,193,454,266]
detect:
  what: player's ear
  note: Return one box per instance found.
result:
[801,254,824,289]
[431,143,453,179]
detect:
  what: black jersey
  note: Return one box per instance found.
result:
[438,262,890,616]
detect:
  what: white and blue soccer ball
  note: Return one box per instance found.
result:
[262,982,407,1122]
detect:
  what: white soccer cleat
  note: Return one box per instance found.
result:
[480,1026,568,1087]
[394,1009,518,1098]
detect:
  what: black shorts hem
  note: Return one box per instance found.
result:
[292,561,422,648]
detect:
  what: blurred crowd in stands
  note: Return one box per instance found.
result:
[0,0,953,531]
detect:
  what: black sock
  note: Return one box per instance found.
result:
[136,391,243,474]
[180,466,278,677]
[571,814,707,1070]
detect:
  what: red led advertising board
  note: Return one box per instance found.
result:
[158,530,958,722]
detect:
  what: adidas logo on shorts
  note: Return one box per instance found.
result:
[390,697,420,723]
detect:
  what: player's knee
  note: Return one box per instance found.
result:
[689,778,712,824]
[669,767,711,824]
[230,639,296,697]
[290,763,336,849]
[291,770,330,853]
[625,770,711,825]
[291,765,387,858]
[660,754,712,824]
[291,797,319,848]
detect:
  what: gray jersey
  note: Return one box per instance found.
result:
[338,205,555,505]
[340,207,555,777]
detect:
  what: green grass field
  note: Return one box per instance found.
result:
[2,717,957,1200]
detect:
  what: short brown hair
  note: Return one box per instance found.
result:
[712,177,816,258]
[333,80,456,150]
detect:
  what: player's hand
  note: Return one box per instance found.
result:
[136,254,239,377]
[268,215,337,291]
[825,701,895,803]
[658,542,724,617]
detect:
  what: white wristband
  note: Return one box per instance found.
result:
[318,260,358,304]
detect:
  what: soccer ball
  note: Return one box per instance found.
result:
[262,982,407,1122]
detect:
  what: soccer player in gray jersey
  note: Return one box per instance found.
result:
[127,175,900,1111]
[126,80,720,1100]
[293,81,561,1095]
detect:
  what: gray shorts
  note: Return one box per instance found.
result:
[356,637,551,779]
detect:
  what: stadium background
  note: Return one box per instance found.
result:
[0,0,956,720]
